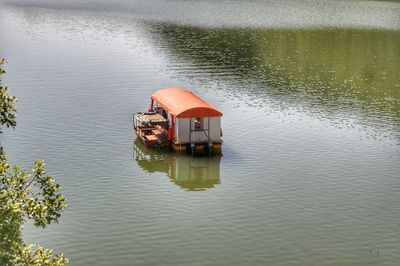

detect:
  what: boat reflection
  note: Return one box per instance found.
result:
[133,139,221,191]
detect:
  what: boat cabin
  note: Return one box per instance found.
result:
[133,88,223,153]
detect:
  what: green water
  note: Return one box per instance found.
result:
[1,0,400,265]
[153,25,400,134]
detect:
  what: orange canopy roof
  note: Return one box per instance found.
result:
[151,88,223,118]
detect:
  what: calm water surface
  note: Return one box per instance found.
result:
[1,0,400,265]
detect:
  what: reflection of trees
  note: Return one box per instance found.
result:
[133,139,221,191]
[151,24,400,133]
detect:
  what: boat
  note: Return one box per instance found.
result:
[133,87,223,154]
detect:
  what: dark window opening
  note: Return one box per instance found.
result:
[194,117,203,130]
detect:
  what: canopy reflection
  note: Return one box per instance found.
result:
[133,139,221,191]
[150,25,400,136]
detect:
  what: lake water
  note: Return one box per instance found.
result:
[1,0,400,265]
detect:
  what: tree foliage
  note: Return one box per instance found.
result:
[0,156,68,265]
[0,58,68,265]
[0,58,17,129]
[0,159,67,227]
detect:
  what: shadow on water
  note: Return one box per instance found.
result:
[150,24,400,135]
[133,139,221,191]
